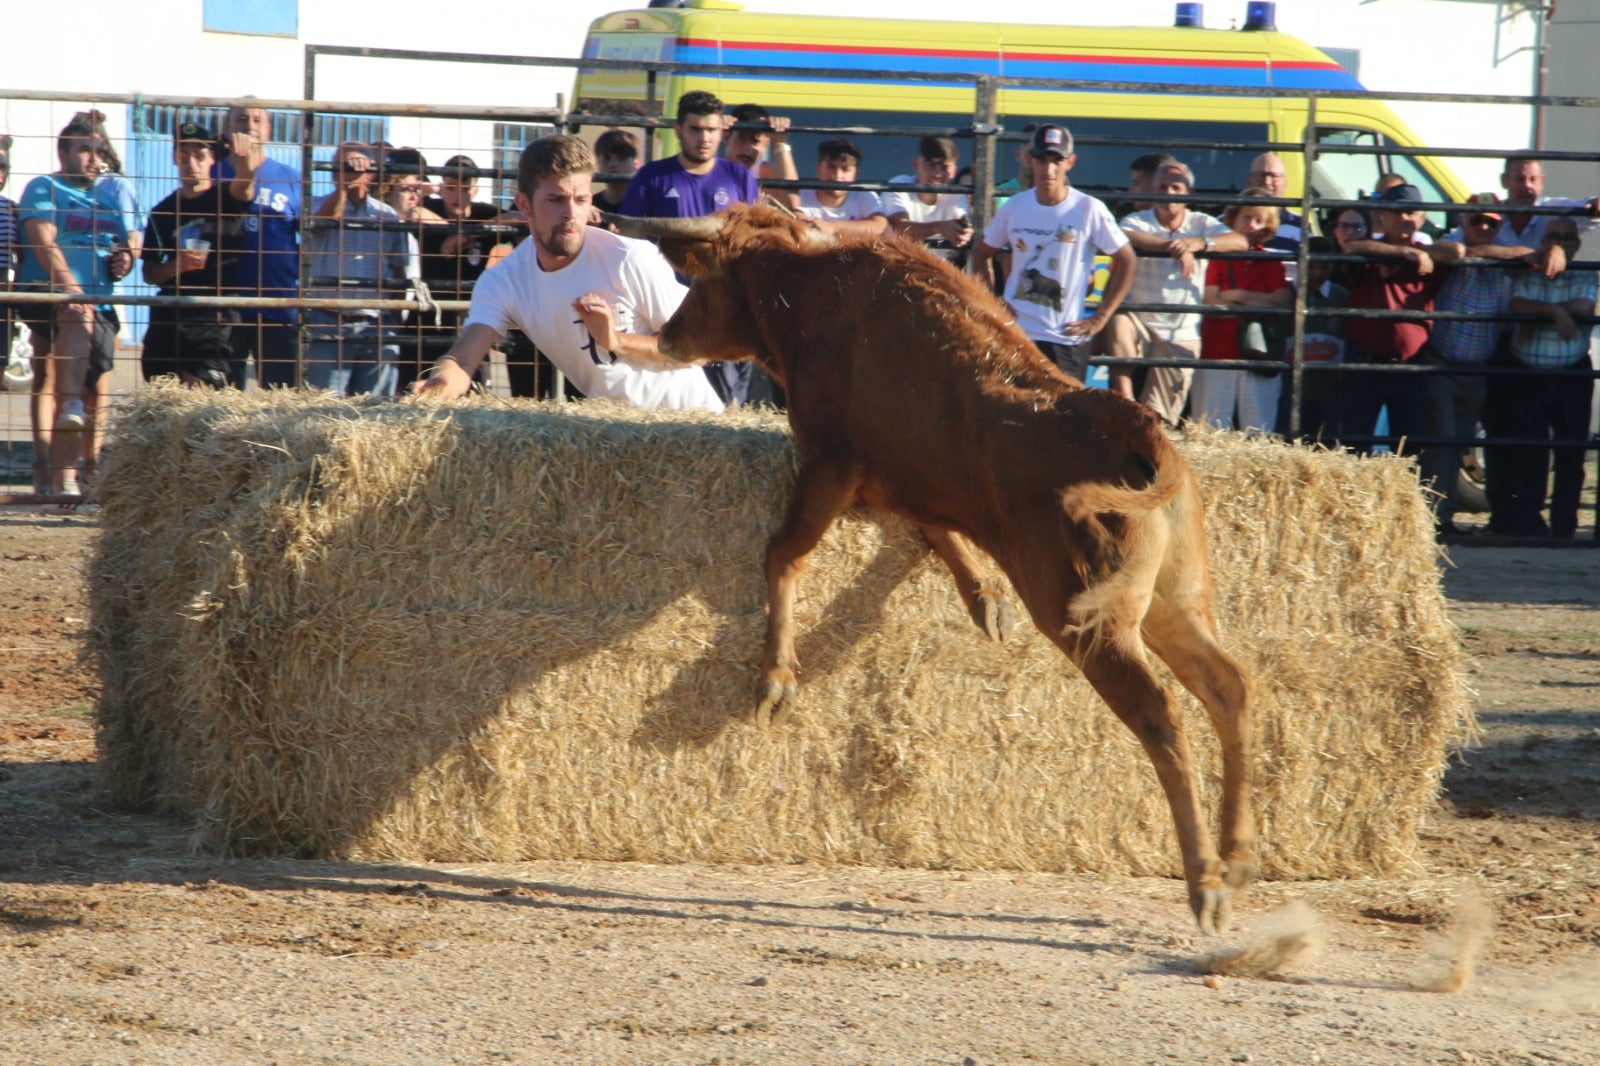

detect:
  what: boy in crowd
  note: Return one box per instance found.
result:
[140,120,247,388]
[796,138,887,239]
[884,135,972,264]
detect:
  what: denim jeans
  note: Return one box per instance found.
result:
[303,314,398,397]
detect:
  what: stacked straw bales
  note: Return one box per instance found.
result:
[91,386,1471,877]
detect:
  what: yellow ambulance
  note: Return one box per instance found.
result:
[572,0,1470,224]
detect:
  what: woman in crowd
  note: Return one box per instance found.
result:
[1194,188,1290,433]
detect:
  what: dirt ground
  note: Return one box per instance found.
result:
[1,511,1597,1066]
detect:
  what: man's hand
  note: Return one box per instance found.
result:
[1410,249,1435,276]
[1065,312,1109,338]
[106,247,134,282]
[409,358,472,400]
[1167,242,1199,278]
[944,217,974,249]
[769,116,791,146]
[225,130,263,177]
[440,232,476,257]
[1552,305,1578,340]
[572,293,621,352]
[1542,241,1570,279]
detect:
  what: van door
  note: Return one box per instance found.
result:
[1312,127,1454,232]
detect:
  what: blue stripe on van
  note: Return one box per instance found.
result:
[672,42,1364,92]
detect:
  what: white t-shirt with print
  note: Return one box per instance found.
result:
[464,229,723,412]
[1121,208,1236,343]
[982,187,1129,346]
[798,189,885,222]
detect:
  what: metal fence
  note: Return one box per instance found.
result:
[1,48,1596,541]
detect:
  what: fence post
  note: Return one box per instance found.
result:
[1289,94,1318,441]
[968,75,998,272]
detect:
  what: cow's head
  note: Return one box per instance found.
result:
[606,204,828,372]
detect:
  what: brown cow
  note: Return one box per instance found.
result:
[610,204,1255,933]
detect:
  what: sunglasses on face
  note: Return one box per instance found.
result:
[341,162,372,174]
[1466,216,1499,227]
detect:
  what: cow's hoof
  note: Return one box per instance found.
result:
[756,672,798,717]
[978,594,1018,644]
[1192,885,1231,936]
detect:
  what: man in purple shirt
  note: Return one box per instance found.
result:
[621,90,759,403]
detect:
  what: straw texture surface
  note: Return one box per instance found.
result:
[91,387,1471,877]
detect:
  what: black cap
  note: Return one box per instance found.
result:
[1029,124,1073,159]
[175,120,216,145]
[1372,183,1424,205]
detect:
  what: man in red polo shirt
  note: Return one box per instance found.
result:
[1337,183,1464,453]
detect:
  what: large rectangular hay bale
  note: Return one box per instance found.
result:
[91,387,1471,877]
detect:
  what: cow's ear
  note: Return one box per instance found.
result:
[659,238,720,277]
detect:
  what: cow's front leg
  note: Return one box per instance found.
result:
[921,526,1016,643]
[759,457,864,716]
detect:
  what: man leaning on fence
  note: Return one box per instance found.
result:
[1419,193,1533,536]
[1106,160,1247,425]
[971,124,1136,385]
[1490,217,1597,540]
[217,102,301,388]
[1338,183,1465,455]
[303,141,417,397]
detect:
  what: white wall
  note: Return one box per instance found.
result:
[0,0,1576,197]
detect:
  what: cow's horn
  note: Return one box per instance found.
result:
[601,213,727,241]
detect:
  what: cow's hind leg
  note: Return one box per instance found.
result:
[1143,598,1257,891]
[1068,629,1231,933]
[921,526,1017,643]
[758,457,863,716]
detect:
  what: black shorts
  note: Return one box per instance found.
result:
[1035,340,1094,383]
[142,310,243,388]
[20,304,119,386]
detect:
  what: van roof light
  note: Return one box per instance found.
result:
[1175,3,1203,27]
[1243,1,1276,30]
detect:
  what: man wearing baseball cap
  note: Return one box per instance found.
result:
[139,120,248,388]
[1421,192,1539,535]
[972,123,1137,383]
[1335,182,1466,455]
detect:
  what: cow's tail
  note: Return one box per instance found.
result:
[1057,437,1186,652]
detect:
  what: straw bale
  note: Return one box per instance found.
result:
[90,386,1471,878]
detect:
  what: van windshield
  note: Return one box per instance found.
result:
[756,107,1268,207]
[1314,127,1452,232]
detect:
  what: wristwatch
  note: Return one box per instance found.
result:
[1202,235,1214,253]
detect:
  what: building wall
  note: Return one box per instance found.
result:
[0,1,1580,200]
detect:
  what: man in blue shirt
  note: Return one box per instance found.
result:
[621,90,759,404]
[218,102,301,387]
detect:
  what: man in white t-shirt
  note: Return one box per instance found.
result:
[971,124,1137,382]
[413,135,722,412]
[883,135,972,263]
[796,138,888,240]
[1107,160,1247,425]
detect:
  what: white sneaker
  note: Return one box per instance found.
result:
[56,398,86,431]
[60,476,82,498]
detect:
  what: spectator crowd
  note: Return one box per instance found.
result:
[1,97,1596,539]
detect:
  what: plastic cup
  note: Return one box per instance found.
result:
[185,238,211,252]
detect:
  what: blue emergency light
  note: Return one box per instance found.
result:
[1243,1,1277,31]
[1174,3,1203,27]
